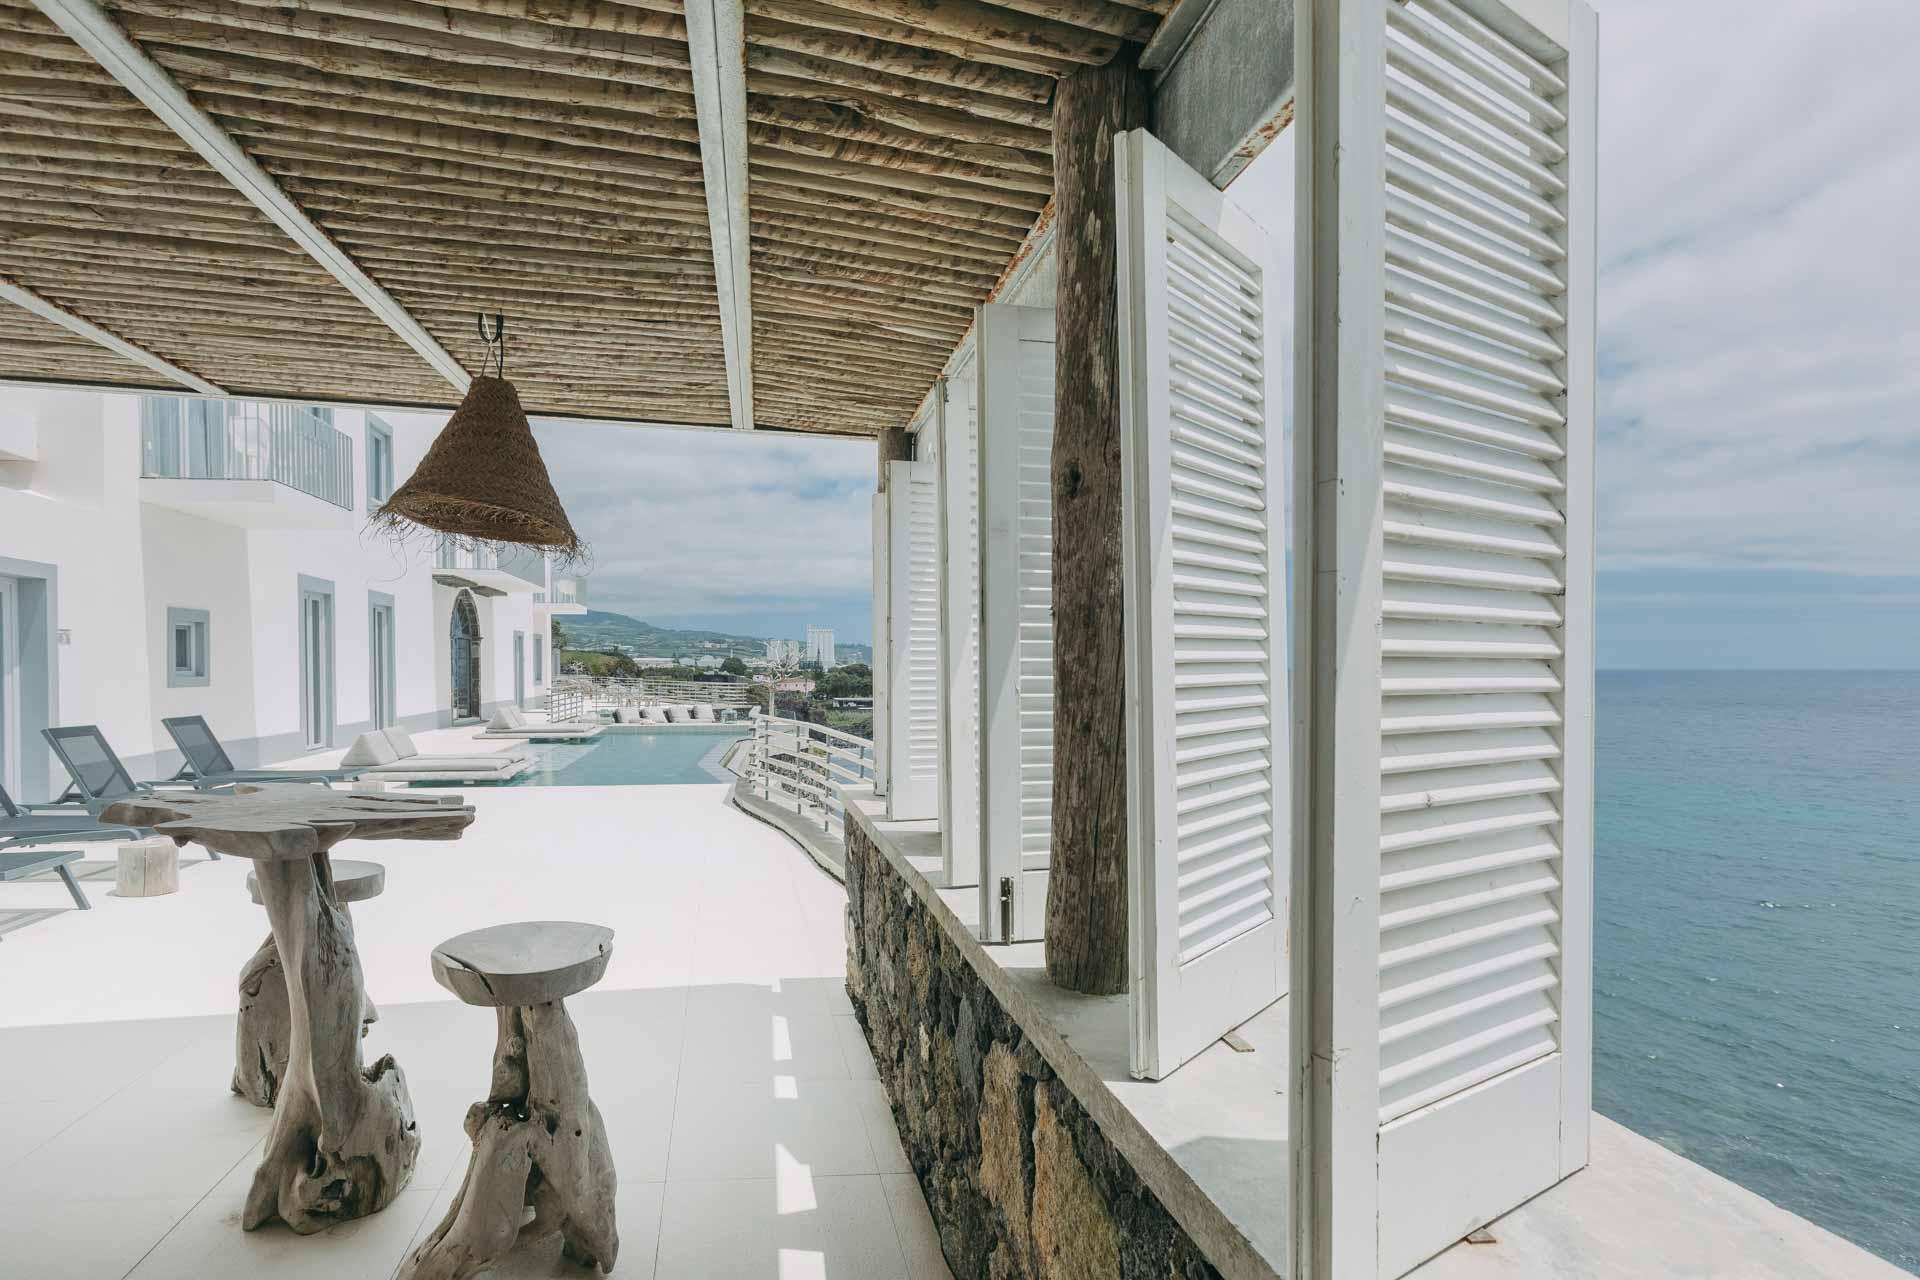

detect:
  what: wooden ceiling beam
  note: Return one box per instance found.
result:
[0,275,224,393]
[685,0,755,430]
[29,0,470,390]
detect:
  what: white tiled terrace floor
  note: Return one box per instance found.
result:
[0,746,950,1279]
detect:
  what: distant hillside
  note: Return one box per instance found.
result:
[554,609,871,664]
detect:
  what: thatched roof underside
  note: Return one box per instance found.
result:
[0,0,1168,434]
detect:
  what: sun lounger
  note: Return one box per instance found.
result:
[1,786,112,922]
[342,728,534,784]
[476,705,603,741]
[38,726,213,857]
[162,715,366,787]
[0,849,90,917]
[0,783,144,849]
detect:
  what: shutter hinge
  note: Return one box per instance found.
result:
[999,876,1015,942]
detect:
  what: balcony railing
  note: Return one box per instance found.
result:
[140,397,352,509]
[551,675,757,708]
[744,714,874,839]
[535,577,586,606]
[434,541,548,589]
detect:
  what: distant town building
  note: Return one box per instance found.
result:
[807,625,836,670]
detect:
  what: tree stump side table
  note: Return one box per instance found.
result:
[234,859,387,1108]
[101,784,474,1234]
[400,921,618,1280]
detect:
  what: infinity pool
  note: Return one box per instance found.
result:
[502,726,748,786]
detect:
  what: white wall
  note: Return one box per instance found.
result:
[0,388,561,790]
[0,390,157,795]
[140,503,257,747]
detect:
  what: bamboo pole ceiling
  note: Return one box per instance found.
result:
[0,0,1170,433]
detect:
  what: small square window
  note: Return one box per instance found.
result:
[166,607,210,687]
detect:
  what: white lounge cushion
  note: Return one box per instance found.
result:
[636,706,664,723]
[382,728,420,759]
[688,704,714,722]
[487,706,528,731]
[364,755,522,774]
[342,732,399,768]
[613,707,640,725]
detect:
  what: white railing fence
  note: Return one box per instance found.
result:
[551,675,758,709]
[745,714,874,838]
[546,683,588,723]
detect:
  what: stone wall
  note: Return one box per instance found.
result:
[845,819,1223,1280]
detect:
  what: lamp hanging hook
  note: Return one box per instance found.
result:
[475,312,506,379]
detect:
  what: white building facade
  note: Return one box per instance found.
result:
[806,624,835,669]
[0,386,581,802]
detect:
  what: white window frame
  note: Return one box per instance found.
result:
[366,414,395,506]
[165,606,210,688]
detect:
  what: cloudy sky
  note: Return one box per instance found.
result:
[446,0,1919,665]
[522,421,874,645]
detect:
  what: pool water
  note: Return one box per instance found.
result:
[503,727,748,786]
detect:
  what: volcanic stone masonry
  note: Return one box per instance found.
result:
[844,819,1222,1280]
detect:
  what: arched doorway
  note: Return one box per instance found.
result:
[449,591,482,720]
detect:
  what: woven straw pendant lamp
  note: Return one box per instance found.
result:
[373,316,583,560]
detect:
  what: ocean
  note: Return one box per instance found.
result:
[1596,670,1920,1272]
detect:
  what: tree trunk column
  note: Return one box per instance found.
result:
[1045,53,1149,995]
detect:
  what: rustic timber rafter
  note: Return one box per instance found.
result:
[0,0,1186,431]
[685,0,756,430]
[27,0,471,391]
[0,275,223,392]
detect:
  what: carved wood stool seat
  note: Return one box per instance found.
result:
[399,922,618,1280]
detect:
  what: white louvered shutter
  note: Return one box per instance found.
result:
[1302,0,1595,1273]
[976,305,1056,942]
[938,357,983,887]
[1116,130,1288,1080]
[870,490,891,798]
[886,458,942,820]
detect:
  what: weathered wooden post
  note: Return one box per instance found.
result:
[1045,52,1150,995]
[876,425,912,488]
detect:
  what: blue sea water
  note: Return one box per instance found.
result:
[1596,671,1920,1272]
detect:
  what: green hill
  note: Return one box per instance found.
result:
[554,609,871,664]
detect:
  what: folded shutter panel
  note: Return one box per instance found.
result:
[976,304,1057,942]
[1116,129,1289,1080]
[939,358,983,887]
[871,490,891,798]
[886,458,942,820]
[1302,0,1595,1272]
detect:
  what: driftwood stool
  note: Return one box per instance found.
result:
[400,922,619,1280]
[234,859,386,1107]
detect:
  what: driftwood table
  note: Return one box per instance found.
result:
[102,784,474,1234]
